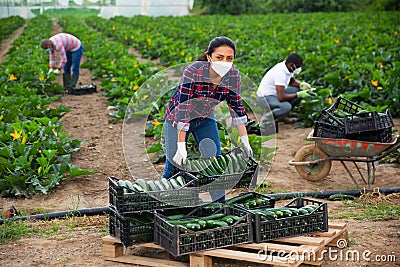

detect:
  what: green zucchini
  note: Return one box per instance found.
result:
[225,193,254,205]
[212,221,229,228]
[204,158,219,175]
[196,220,207,229]
[236,153,249,170]
[229,154,240,173]
[124,180,135,191]
[211,156,224,174]
[146,180,158,191]
[169,178,181,189]
[297,208,310,215]
[117,180,126,187]
[161,178,172,190]
[154,180,166,191]
[135,179,148,191]
[185,223,201,231]
[176,175,186,187]
[132,183,145,192]
[201,213,226,221]
[217,155,227,170]
[224,154,233,174]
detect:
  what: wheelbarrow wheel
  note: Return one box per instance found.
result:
[294,145,331,181]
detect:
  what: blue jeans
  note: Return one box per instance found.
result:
[257,86,301,119]
[64,45,84,76]
[162,118,225,202]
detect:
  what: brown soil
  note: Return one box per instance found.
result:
[0,23,399,267]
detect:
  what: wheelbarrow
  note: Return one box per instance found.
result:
[288,130,400,187]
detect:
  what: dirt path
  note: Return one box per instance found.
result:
[0,18,399,267]
[0,23,27,62]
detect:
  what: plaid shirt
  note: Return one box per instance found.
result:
[165,61,247,131]
[49,33,81,69]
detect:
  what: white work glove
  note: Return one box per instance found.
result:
[300,81,311,90]
[173,142,187,166]
[240,135,253,158]
[53,69,60,75]
[47,69,54,75]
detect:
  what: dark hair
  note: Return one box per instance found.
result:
[197,36,236,61]
[286,53,303,66]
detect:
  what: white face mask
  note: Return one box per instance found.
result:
[209,59,233,77]
[293,67,302,75]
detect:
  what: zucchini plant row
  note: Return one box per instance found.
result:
[117,176,186,193]
[251,205,319,221]
[184,152,250,176]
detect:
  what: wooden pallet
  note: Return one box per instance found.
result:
[102,222,348,267]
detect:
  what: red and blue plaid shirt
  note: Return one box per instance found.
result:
[165,61,248,131]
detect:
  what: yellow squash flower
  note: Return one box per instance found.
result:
[180,51,185,56]
[377,86,383,91]
[111,77,117,82]
[146,39,152,46]
[10,129,22,140]
[0,115,3,121]
[152,119,162,129]
[141,95,149,100]
[133,85,139,91]
[22,136,27,144]
[371,80,378,87]
[333,39,340,44]
[9,74,17,81]
[40,75,45,81]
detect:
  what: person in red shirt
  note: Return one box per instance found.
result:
[40,33,84,90]
[162,36,252,202]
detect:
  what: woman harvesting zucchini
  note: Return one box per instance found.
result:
[162,36,253,202]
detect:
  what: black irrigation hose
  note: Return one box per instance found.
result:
[0,206,110,225]
[2,187,400,224]
[265,187,400,200]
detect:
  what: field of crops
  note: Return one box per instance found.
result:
[0,11,399,197]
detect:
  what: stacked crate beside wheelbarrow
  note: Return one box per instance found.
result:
[313,96,394,143]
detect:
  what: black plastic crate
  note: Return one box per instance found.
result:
[226,192,275,210]
[344,109,394,134]
[109,206,154,247]
[153,206,253,257]
[68,84,97,95]
[316,109,345,126]
[326,96,364,115]
[109,171,200,214]
[313,121,346,139]
[252,198,328,243]
[346,127,393,143]
[175,151,259,192]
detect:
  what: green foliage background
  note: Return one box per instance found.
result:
[194,0,400,14]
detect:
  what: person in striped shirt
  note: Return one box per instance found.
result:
[40,33,84,91]
[162,36,252,202]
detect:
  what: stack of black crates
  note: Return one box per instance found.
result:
[108,151,329,257]
[313,97,394,143]
[108,171,200,247]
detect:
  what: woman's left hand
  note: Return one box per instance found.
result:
[240,135,253,158]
